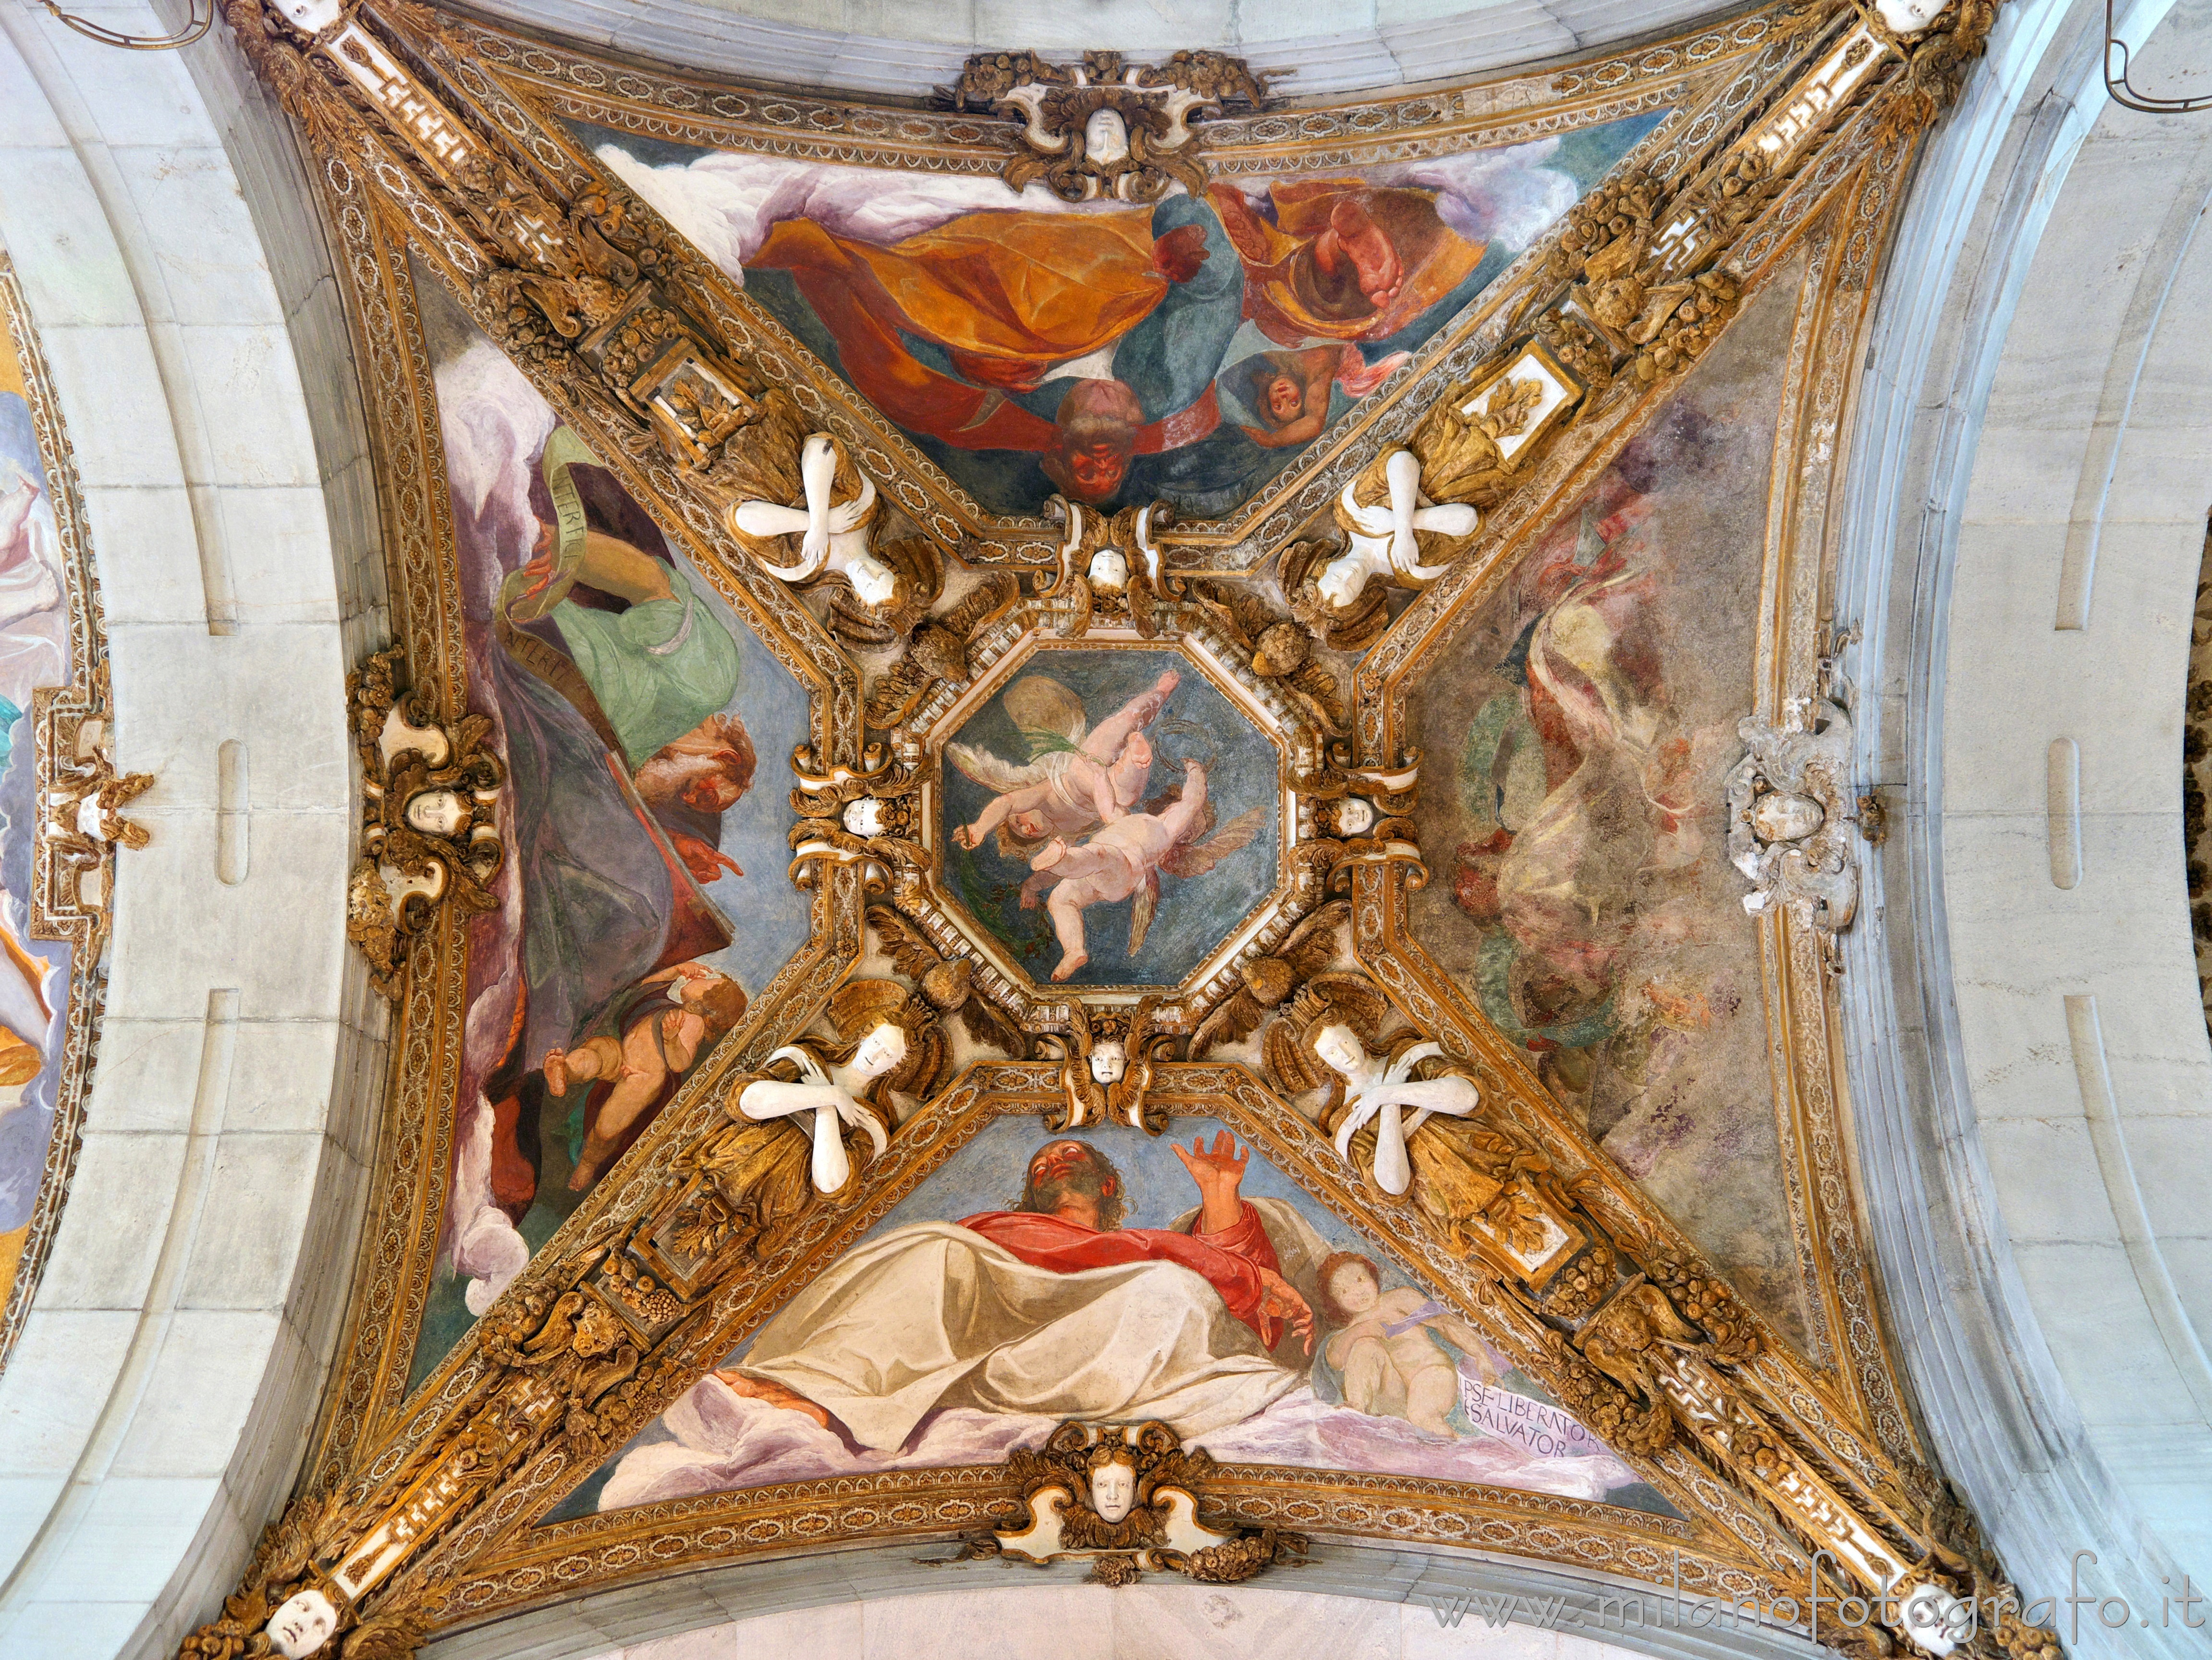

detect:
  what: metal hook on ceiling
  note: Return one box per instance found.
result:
[2106,0,2212,114]
[33,0,215,51]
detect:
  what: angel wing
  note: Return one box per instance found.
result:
[1002,675,1088,751]
[959,996,1027,1058]
[1263,1019,1328,1098]
[946,740,1051,795]
[1283,898,1349,977]
[1161,807,1266,880]
[1128,870,1159,957]
[868,906,944,983]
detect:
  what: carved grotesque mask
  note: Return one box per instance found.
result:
[1088,1457,1137,1522]
[1332,796,1376,836]
[1750,790,1824,845]
[267,1588,339,1660]
[1088,1041,1127,1084]
[842,796,885,838]
[1083,108,1131,164]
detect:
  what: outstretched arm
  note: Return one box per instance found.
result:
[957,781,1047,848]
[1172,1129,1249,1235]
[1159,761,1209,842]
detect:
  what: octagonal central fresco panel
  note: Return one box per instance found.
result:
[940,646,1280,989]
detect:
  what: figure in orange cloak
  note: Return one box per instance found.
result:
[1205,180,1487,346]
[751,200,1234,503]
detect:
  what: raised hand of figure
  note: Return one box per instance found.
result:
[953,824,979,850]
[1257,1265,1316,1355]
[1152,222,1210,284]
[1172,1129,1250,1232]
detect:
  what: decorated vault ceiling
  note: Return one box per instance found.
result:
[146,1,2073,1657]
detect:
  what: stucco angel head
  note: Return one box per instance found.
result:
[1311,1021,1368,1078]
[274,0,342,33]
[841,796,885,838]
[266,1587,339,1659]
[1314,548,1376,610]
[849,1021,910,1081]
[1086,1447,1140,1521]
[1875,0,1946,31]
[1087,546,1131,592]
[1750,789,1824,844]
[824,982,939,1099]
[845,550,900,609]
[403,787,472,838]
[1083,107,1131,164]
[1327,796,1377,837]
[1088,1040,1128,1084]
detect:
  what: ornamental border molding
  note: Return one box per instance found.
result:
[180,3,2054,1657]
[0,252,125,1378]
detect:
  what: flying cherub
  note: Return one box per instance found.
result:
[948,670,1180,858]
[1018,759,1266,982]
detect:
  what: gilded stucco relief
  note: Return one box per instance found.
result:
[166,3,2071,1659]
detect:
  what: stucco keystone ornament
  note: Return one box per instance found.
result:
[1047,996,1169,1133]
[786,741,927,891]
[1050,498,1172,639]
[943,1420,1307,1585]
[947,49,1267,202]
[1725,694,1860,939]
[344,646,503,1000]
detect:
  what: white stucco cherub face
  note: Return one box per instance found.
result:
[1313,1022,1365,1077]
[847,553,898,609]
[1084,108,1131,164]
[1899,1584,1970,1656]
[403,788,471,838]
[1088,547,1130,591]
[842,796,885,838]
[1875,0,1945,31]
[1088,1041,1128,1084]
[1750,790,1824,845]
[1088,1458,1137,1522]
[275,0,342,33]
[267,1588,339,1660]
[1315,551,1372,610]
[1333,797,1376,836]
[851,1022,909,1080]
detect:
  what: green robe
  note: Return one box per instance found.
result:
[551,565,741,767]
